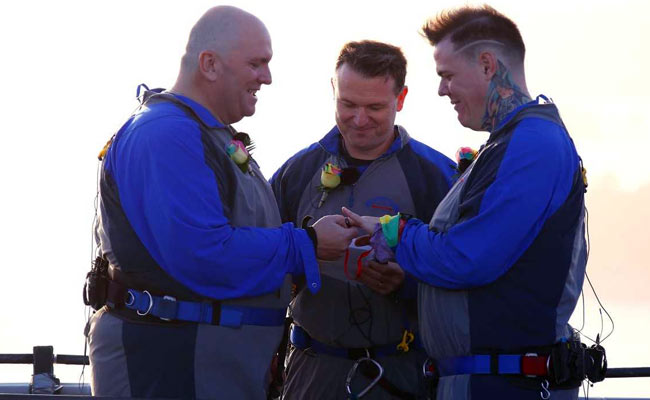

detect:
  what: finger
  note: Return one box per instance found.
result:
[359,265,382,282]
[342,227,362,241]
[365,260,391,274]
[341,207,364,226]
[328,214,349,228]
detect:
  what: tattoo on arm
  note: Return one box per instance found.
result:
[481,60,532,132]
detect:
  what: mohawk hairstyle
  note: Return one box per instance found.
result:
[336,40,407,94]
[421,4,525,62]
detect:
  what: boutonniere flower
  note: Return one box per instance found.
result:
[455,146,478,175]
[318,162,342,208]
[226,132,255,173]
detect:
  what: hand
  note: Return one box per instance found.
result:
[341,207,379,235]
[358,260,404,295]
[312,215,359,260]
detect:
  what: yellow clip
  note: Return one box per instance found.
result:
[581,166,588,188]
[98,137,114,161]
[396,330,415,353]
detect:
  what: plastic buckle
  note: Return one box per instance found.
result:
[523,353,550,378]
[524,352,538,378]
[159,295,177,321]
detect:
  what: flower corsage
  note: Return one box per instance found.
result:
[455,146,478,175]
[318,162,342,208]
[226,132,254,174]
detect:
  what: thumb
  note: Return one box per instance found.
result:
[342,207,363,226]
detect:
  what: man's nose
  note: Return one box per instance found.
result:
[438,80,449,97]
[259,64,272,85]
[353,108,368,126]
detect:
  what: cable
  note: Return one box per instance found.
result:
[347,282,374,345]
[575,206,615,345]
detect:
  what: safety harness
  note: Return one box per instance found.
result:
[425,336,607,398]
[289,325,419,399]
[105,281,285,327]
[84,256,286,328]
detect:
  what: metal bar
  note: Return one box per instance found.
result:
[0,355,89,366]
[606,367,650,378]
[0,355,32,364]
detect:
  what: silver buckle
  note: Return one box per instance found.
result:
[345,355,384,399]
[136,290,154,316]
[422,358,436,378]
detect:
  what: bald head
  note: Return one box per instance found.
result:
[172,6,273,125]
[181,6,268,72]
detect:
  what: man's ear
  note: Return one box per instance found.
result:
[198,50,222,81]
[478,51,498,81]
[396,86,408,112]
[331,77,336,98]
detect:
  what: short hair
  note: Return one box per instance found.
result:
[421,5,525,63]
[335,40,407,94]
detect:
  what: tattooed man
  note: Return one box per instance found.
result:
[344,5,587,400]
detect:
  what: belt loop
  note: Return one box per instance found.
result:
[211,302,222,325]
[490,353,499,375]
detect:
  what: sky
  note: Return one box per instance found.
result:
[0,0,649,396]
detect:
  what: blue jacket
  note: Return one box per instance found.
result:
[98,91,319,300]
[398,98,586,399]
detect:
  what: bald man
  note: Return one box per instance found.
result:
[87,6,356,398]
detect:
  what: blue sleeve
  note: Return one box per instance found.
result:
[396,121,578,289]
[114,116,319,299]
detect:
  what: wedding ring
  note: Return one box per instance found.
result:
[344,217,351,228]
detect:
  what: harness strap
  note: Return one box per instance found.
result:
[436,354,550,377]
[106,280,285,328]
[289,325,411,359]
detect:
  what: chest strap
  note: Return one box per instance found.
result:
[289,324,416,359]
[106,281,285,328]
[436,354,549,377]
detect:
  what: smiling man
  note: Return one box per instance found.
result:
[344,5,589,400]
[86,6,357,399]
[271,40,455,399]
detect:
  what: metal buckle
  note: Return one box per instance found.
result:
[136,290,154,316]
[422,358,436,378]
[345,352,384,399]
[125,290,135,306]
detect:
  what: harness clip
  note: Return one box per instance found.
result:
[396,330,414,353]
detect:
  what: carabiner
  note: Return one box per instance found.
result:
[540,379,551,399]
[346,356,384,399]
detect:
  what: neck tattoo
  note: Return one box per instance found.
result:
[480,60,532,132]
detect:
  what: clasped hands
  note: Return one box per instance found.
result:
[311,207,403,295]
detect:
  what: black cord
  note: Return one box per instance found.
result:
[575,206,615,345]
[347,282,374,345]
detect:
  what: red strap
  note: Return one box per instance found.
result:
[521,355,549,376]
[356,250,371,279]
[344,249,371,280]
